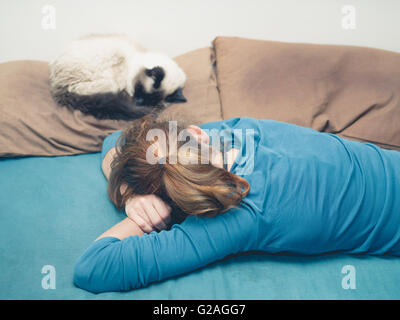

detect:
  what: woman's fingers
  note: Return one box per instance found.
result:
[125,198,154,232]
[125,195,172,232]
[130,214,153,233]
[139,197,168,231]
[152,197,172,225]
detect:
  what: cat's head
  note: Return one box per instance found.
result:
[134,53,187,107]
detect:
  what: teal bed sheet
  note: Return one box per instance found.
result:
[0,153,399,300]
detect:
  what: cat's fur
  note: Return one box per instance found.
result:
[50,34,187,120]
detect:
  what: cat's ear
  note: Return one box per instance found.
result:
[145,66,165,89]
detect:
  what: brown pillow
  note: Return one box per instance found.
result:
[0,47,221,158]
[157,47,222,125]
[213,36,400,151]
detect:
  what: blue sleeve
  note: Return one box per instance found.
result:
[199,118,241,133]
[73,204,258,293]
[101,130,123,162]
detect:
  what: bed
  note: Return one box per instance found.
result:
[1,37,399,299]
[2,152,400,299]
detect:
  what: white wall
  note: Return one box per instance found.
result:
[0,0,399,63]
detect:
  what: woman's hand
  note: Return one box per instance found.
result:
[125,195,172,233]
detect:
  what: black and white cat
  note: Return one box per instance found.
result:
[50,34,187,120]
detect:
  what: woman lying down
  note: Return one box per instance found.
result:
[74,115,400,293]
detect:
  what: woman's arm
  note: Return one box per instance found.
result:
[96,217,144,241]
[101,147,116,180]
[101,130,122,179]
[73,204,258,293]
[95,195,171,240]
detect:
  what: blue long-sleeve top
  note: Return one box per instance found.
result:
[74,117,400,293]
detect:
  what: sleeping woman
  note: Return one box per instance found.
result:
[73,115,400,293]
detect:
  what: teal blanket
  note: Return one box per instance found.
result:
[1,153,399,299]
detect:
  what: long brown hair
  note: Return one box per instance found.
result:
[108,114,250,222]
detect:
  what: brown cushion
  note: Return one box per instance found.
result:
[0,47,221,157]
[213,36,400,151]
[157,47,222,125]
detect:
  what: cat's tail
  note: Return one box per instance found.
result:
[51,88,161,120]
